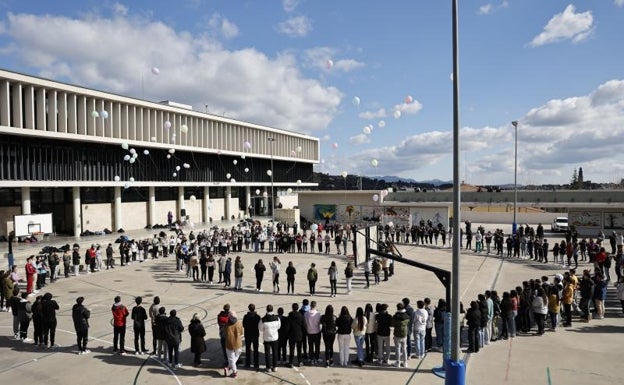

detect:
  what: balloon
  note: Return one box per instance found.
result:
[311,224,318,231]
[190,195,196,201]
[123,154,131,161]
[129,157,136,164]
[371,159,378,167]
[217,150,222,155]
[129,177,135,183]
[233,160,238,165]
[352,96,360,106]
[121,142,129,150]
[164,121,171,129]
[287,188,293,194]
[172,172,177,177]
[388,221,394,227]
[255,189,261,195]
[326,59,334,69]
[332,143,338,149]
[341,171,348,178]
[262,191,268,198]
[381,189,389,197]
[244,168,249,173]
[91,110,99,118]
[243,141,252,149]
[175,165,181,171]
[405,95,413,104]
[124,182,130,189]
[183,163,190,169]
[393,110,401,119]
[241,154,246,159]
[150,136,157,142]
[143,149,150,155]
[296,146,302,153]
[363,126,372,134]
[114,175,120,182]
[373,194,379,202]
[267,170,272,177]
[152,67,160,75]
[168,148,175,154]
[230,178,236,183]
[296,179,302,185]
[378,120,386,128]
[290,150,296,156]
[180,124,188,134]
[132,153,138,159]
[129,148,136,155]
[166,154,171,159]
[100,110,109,119]
[226,173,231,179]
[170,138,176,144]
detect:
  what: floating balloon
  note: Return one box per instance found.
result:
[290,150,296,156]
[373,194,379,202]
[233,160,238,165]
[124,182,130,189]
[405,95,413,104]
[190,195,196,201]
[164,121,171,129]
[363,126,372,134]
[241,154,246,159]
[267,170,272,177]
[150,136,157,142]
[172,172,177,177]
[91,110,99,118]
[244,167,249,173]
[393,110,401,119]
[326,59,334,69]
[152,67,160,75]
[332,143,338,149]
[388,221,394,227]
[114,175,120,182]
[352,96,360,106]
[296,146,302,153]
[226,173,231,179]
[132,153,138,159]
[296,179,302,185]
[183,163,190,169]
[129,157,136,164]
[166,154,171,159]
[378,120,386,128]
[262,191,268,198]
[123,154,131,161]
[217,150,222,155]
[100,110,109,119]
[175,165,181,171]
[168,148,175,154]
[287,188,293,194]
[121,142,129,150]
[255,189,261,195]
[143,149,150,155]
[180,124,188,134]
[381,189,389,197]
[230,178,236,183]
[371,159,378,167]
[243,141,252,150]
[311,224,318,232]
[129,177,135,183]
[129,148,136,155]
[341,171,348,178]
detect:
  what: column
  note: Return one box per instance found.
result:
[178,186,185,220]
[72,186,81,237]
[245,186,251,216]
[225,186,231,220]
[148,186,156,226]
[21,187,31,215]
[114,186,122,231]
[203,186,210,223]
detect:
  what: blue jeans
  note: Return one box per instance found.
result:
[354,335,365,361]
[414,329,426,357]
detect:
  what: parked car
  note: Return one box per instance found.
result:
[551,217,569,232]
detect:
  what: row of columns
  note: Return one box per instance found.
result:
[20,185,264,238]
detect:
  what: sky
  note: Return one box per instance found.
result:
[0,0,623,186]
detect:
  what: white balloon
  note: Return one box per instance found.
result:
[388,221,394,227]
[296,179,302,185]
[121,142,129,150]
[373,194,379,202]
[233,160,238,165]
[341,171,348,178]
[290,150,296,156]
[173,172,177,177]
[393,110,401,119]
[241,154,246,159]
[190,195,196,201]
[352,96,360,106]
[267,170,272,177]
[180,124,188,134]
[244,167,249,173]
[129,148,136,155]
[150,136,157,142]
[114,175,120,182]
[378,120,386,128]
[287,188,293,194]
[129,158,135,164]
[176,165,181,171]
[132,153,138,159]
[230,178,236,183]
[129,177,135,183]
[262,191,268,198]
[168,148,175,154]
[124,182,130,189]
[326,59,334,69]
[311,224,318,231]
[123,154,131,161]
[296,146,302,153]
[152,67,160,75]
[164,121,172,129]
[91,110,99,118]
[255,189,261,195]
[381,189,389,197]
[100,110,109,119]
[371,159,379,167]
[363,126,372,134]
[183,163,190,169]
[226,173,231,179]
[243,141,252,149]
[166,154,171,159]
[143,149,150,155]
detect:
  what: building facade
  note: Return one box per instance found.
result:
[0,69,318,237]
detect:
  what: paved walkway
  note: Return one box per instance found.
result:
[1,227,620,385]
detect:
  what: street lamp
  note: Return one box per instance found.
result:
[511,120,518,234]
[267,137,275,223]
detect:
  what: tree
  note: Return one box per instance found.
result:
[571,168,578,189]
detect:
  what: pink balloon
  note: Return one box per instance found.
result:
[332,143,338,149]
[373,194,379,202]
[290,150,296,156]
[405,95,413,104]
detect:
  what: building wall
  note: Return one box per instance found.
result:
[154,200,178,224]
[81,203,113,231]
[1,206,22,237]
[298,191,384,222]
[121,202,149,231]
[277,193,298,209]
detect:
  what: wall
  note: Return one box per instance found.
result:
[81,203,112,232]
[154,200,178,224]
[461,211,563,226]
[275,208,300,224]
[298,191,384,222]
[0,206,22,238]
[277,194,298,209]
[120,202,149,231]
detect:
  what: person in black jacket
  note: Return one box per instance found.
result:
[375,303,392,364]
[154,307,169,360]
[188,314,206,366]
[41,292,59,348]
[466,301,481,353]
[131,296,148,354]
[277,307,290,364]
[242,304,261,369]
[165,309,184,369]
[287,303,305,367]
[72,296,90,354]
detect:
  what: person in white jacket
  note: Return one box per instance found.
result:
[259,304,281,372]
[411,300,428,359]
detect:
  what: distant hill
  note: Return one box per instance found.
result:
[312,172,452,190]
[374,176,451,186]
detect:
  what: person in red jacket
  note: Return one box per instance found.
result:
[111,296,130,354]
[25,256,37,295]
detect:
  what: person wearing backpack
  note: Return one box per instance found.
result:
[344,262,354,294]
[307,263,318,295]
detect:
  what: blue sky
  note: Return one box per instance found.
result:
[0,0,623,185]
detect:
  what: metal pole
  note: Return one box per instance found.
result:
[512,121,518,234]
[268,137,275,223]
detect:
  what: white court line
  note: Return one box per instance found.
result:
[292,365,312,385]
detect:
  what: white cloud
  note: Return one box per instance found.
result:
[359,100,422,120]
[529,5,593,47]
[282,0,300,12]
[332,58,364,72]
[112,3,128,16]
[358,108,386,119]
[1,12,342,133]
[208,13,239,39]
[277,16,312,37]
[303,47,363,73]
[349,134,371,145]
[616,0,624,7]
[477,1,508,15]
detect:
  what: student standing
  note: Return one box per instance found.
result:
[41,292,59,348]
[131,296,148,354]
[259,304,281,372]
[224,311,243,377]
[165,309,184,369]
[307,263,318,295]
[286,261,297,294]
[242,303,261,370]
[72,296,90,355]
[111,296,130,354]
[148,296,161,355]
[188,314,207,366]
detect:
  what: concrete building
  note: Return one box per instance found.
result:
[0,69,318,238]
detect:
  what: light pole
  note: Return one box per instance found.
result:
[511,120,518,234]
[267,137,275,223]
